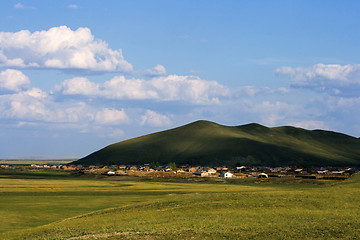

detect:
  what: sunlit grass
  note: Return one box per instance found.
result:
[0,159,74,165]
[0,169,359,239]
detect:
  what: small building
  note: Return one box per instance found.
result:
[219,172,233,178]
[193,171,209,177]
[62,166,76,170]
[206,168,217,175]
[235,166,246,173]
[103,171,115,175]
[129,166,137,171]
[188,167,198,173]
[258,173,268,178]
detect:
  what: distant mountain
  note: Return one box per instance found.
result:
[73,120,360,167]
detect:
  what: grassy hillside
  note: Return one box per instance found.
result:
[1,169,359,240]
[74,120,360,167]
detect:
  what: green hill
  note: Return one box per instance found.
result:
[73,120,360,167]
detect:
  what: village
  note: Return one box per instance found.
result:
[1,163,357,180]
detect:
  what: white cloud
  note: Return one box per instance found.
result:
[140,110,171,127]
[0,26,133,73]
[331,96,360,108]
[250,101,296,126]
[68,4,78,9]
[150,75,229,104]
[14,3,25,9]
[95,108,129,125]
[0,88,48,120]
[0,88,94,124]
[142,64,167,77]
[0,69,30,92]
[232,86,285,97]
[103,76,159,99]
[13,3,35,9]
[56,77,99,95]
[288,120,328,130]
[0,87,130,130]
[275,63,360,96]
[107,128,125,138]
[57,74,230,104]
[240,100,317,127]
[0,72,130,130]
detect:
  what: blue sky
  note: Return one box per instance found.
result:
[1,0,360,158]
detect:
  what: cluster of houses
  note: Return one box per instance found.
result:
[100,165,236,178]
[84,164,359,179]
[30,164,77,170]
[2,163,357,180]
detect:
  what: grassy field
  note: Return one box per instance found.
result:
[0,168,359,239]
[0,159,75,165]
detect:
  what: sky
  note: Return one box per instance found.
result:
[1,0,360,159]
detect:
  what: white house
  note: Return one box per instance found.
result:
[105,171,116,175]
[206,168,217,174]
[220,172,233,178]
[258,173,268,178]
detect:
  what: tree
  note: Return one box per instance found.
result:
[168,162,176,170]
[150,161,160,169]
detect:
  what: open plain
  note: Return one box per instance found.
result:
[0,167,359,240]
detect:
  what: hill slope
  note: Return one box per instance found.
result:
[74,120,360,167]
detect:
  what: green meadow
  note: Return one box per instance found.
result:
[0,159,74,166]
[0,169,359,239]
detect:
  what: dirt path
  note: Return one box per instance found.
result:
[68,231,141,239]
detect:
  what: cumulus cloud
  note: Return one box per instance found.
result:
[288,120,328,130]
[0,84,144,140]
[232,86,290,97]
[95,108,129,125]
[275,63,360,97]
[0,88,49,121]
[106,128,125,138]
[0,72,131,132]
[0,26,133,73]
[142,64,167,77]
[238,100,322,128]
[57,74,230,104]
[0,69,30,92]
[150,75,229,104]
[248,101,298,126]
[56,77,99,95]
[140,110,171,127]
[0,86,130,127]
[102,76,158,99]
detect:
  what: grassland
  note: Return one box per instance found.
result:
[0,168,359,239]
[0,159,74,165]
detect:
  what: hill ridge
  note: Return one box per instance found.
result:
[73,121,360,167]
